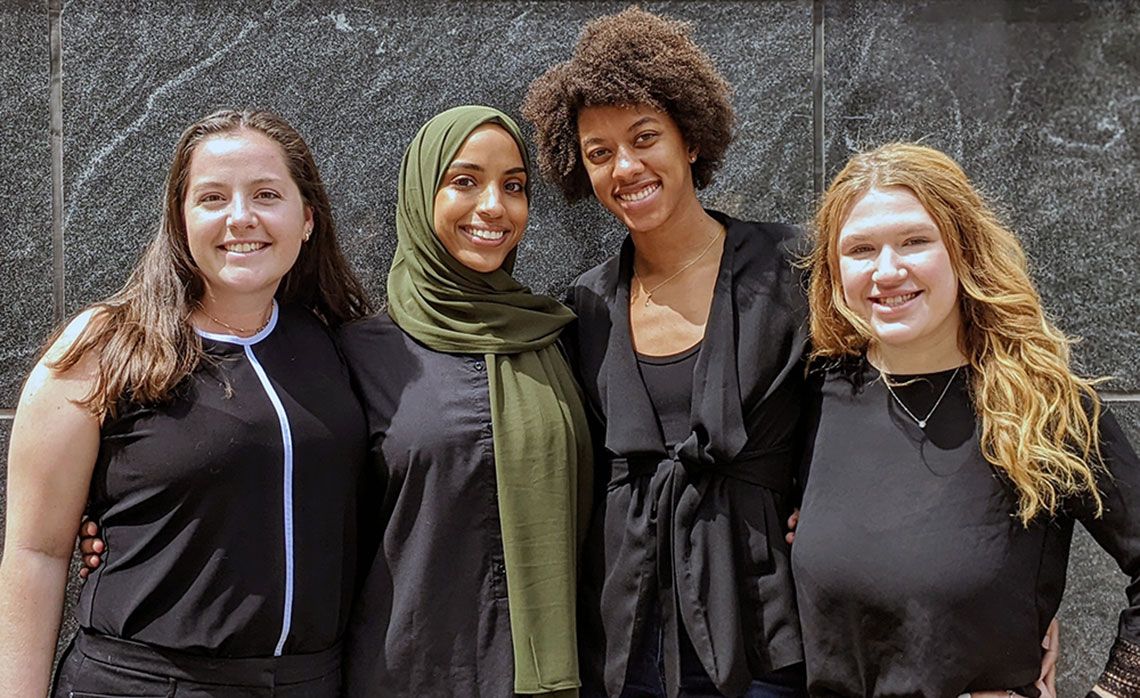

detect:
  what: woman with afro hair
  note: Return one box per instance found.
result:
[524,8,809,697]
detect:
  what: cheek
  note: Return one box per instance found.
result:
[431,191,451,236]
[837,260,865,306]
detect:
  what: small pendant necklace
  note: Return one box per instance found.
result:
[633,225,723,307]
[882,366,961,429]
[198,304,273,336]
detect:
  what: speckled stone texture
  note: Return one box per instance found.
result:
[1059,401,1140,695]
[824,0,1140,391]
[60,0,811,311]
[0,1,53,408]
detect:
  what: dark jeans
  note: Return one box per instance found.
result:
[52,630,341,698]
[589,607,806,698]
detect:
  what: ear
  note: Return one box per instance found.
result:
[687,145,700,164]
[303,205,315,241]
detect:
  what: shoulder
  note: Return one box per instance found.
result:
[335,311,420,366]
[18,307,107,417]
[718,213,809,269]
[570,252,622,298]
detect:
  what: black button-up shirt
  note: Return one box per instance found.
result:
[339,313,515,697]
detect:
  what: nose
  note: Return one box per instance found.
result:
[871,246,907,284]
[227,194,256,229]
[476,184,505,218]
[612,145,645,180]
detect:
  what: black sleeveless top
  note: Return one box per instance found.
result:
[636,342,702,450]
[76,304,368,657]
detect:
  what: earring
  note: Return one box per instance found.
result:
[688,153,697,164]
[303,227,312,242]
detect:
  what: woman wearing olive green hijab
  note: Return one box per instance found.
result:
[339,105,592,697]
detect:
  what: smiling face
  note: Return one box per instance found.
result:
[432,124,528,274]
[183,130,312,309]
[837,186,963,364]
[577,104,700,235]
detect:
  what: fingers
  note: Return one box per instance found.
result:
[1040,618,1059,691]
[78,536,104,555]
[785,509,800,545]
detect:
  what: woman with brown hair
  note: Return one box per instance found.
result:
[794,142,1140,697]
[525,8,808,697]
[0,109,371,696]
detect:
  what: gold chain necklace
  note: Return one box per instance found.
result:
[198,304,273,336]
[882,366,961,429]
[633,225,723,307]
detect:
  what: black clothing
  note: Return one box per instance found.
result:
[76,304,367,658]
[792,361,1140,697]
[53,630,341,697]
[637,342,702,450]
[338,313,515,698]
[565,212,809,697]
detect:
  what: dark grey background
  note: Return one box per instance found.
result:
[0,0,1136,694]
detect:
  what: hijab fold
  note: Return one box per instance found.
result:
[387,105,591,695]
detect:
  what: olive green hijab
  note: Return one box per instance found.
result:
[387,105,591,695]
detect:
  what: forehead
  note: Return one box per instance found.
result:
[449,124,524,169]
[838,186,938,238]
[188,130,290,177]
[577,104,678,139]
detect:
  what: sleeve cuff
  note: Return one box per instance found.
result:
[1100,636,1140,697]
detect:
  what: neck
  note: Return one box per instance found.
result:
[868,340,968,375]
[195,291,276,336]
[629,198,720,275]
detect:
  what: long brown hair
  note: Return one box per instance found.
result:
[808,142,1104,524]
[50,109,371,416]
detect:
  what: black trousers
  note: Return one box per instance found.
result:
[52,630,341,698]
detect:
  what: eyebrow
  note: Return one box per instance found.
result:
[188,176,286,190]
[581,116,663,148]
[447,161,527,176]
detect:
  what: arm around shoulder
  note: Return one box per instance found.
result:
[0,309,105,694]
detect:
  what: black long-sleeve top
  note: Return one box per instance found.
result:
[564,212,809,697]
[792,361,1140,697]
[337,313,516,698]
[78,304,367,657]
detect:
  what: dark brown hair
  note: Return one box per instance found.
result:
[522,6,734,201]
[51,109,371,416]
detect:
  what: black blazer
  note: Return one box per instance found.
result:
[564,212,810,696]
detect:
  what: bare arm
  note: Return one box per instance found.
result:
[0,313,102,694]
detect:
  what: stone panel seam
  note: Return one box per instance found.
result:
[1103,393,1140,403]
[49,0,64,321]
[812,0,825,196]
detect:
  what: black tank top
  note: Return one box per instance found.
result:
[77,304,368,657]
[636,341,702,450]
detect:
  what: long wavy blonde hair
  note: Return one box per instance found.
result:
[808,142,1104,524]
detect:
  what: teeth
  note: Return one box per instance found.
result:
[466,228,506,240]
[878,292,918,307]
[224,242,266,253]
[617,183,660,202]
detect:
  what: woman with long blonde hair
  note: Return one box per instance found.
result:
[792,142,1140,697]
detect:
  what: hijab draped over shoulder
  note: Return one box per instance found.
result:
[387,105,591,695]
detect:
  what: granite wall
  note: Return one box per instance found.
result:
[0,0,1136,693]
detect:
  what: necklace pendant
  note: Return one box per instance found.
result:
[917,419,927,429]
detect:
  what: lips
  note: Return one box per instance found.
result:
[460,225,510,245]
[871,290,921,310]
[221,241,268,253]
[615,182,660,203]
